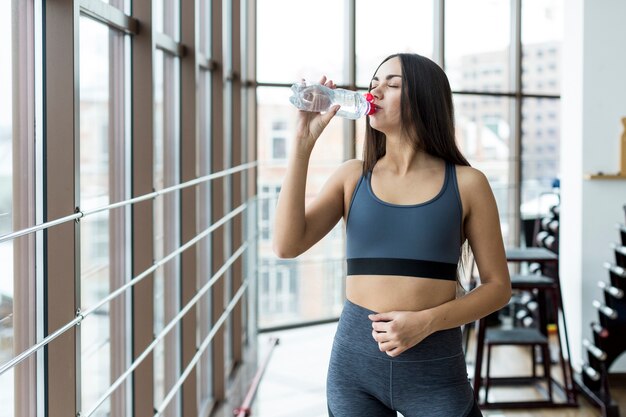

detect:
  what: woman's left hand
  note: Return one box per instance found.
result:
[368,310,435,357]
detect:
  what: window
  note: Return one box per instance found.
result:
[0,0,14,407]
[446,0,511,93]
[521,98,561,223]
[260,185,280,241]
[257,84,345,328]
[356,0,433,86]
[79,16,113,414]
[257,0,346,84]
[522,0,563,95]
[453,94,514,244]
[153,46,182,417]
[270,120,288,160]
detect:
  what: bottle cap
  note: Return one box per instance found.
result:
[364,93,376,115]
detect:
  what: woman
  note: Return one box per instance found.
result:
[273,53,511,417]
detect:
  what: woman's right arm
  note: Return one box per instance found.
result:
[272,76,349,258]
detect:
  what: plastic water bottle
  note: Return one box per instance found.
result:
[288,81,376,120]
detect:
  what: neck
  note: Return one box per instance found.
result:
[380,134,437,176]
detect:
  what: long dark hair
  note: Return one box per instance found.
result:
[362,53,470,174]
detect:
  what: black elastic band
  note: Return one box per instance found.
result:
[347,257,457,281]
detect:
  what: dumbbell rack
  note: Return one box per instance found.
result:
[574,221,626,417]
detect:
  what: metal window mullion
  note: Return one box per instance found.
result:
[210,0,225,402]
[130,0,155,414]
[344,0,355,161]
[222,0,235,378]
[109,21,128,417]
[510,0,522,245]
[34,0,45,414]
[434,0,444,68]
[43,0,80,416]
[245,0,258,357]
[12,1,37,416]
[231,0,244,368]
[179,0,199,414]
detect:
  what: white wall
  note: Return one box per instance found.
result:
[561,0,626,373]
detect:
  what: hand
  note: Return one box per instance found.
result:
[293,75,341,153]
[368,310,434,358]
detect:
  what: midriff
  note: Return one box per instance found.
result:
[346,275,456,313]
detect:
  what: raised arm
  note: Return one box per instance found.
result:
[272,76,347,258]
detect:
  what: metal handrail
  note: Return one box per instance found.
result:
[0,201,249,377]
[154,283,249,417]
[0,161,257,244]
[83,243,249,417]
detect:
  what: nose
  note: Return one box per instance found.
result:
[369,84,382,100]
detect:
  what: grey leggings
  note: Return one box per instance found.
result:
[327,299,483,417]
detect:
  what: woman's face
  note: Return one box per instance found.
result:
[368,56,403,135]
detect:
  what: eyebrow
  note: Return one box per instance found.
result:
[371,74,402,81]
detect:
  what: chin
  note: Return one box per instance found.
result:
[368,119,387,135]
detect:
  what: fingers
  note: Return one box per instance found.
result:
[318,75,336,89]
[372,330,402,356]
[372,321,385,332]
[319,104,340,126]
[369,312,394,321]
[372,329,387,342]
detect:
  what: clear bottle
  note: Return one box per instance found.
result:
[288,81,376,120]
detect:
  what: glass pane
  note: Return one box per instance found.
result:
[79,16,111,416]
[0,11,13,415]
[153,49,181,417]
[154,48,165,415]
[154,0,164,34]
[355,89,368,160]
[453,94,516,246]
[166,0,181,41]
[521,98,560,245]
[257,0,345,84]
[197,69,213,404]
[257,87,345,329]
[521,0,563,95]
[199,0,211,57]
[356,0,433,87]
[445,0,511,93]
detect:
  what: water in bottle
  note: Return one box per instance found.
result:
[288,80,376,119]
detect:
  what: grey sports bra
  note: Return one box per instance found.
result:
[345,161,463,281]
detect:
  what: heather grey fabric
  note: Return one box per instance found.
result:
[326,299,482,417]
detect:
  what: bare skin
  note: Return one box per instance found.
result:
[273,61,511,357]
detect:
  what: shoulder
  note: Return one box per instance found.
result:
[336,158,364,183]
[454,165,490,189]
[453,165,495,214]
[321,158,363,193]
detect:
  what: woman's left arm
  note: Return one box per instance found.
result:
[424,167,512,332]
[369,168,512,357]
